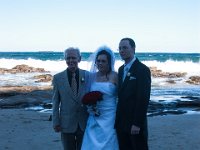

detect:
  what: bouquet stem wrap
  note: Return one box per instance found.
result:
[82,91,103,116]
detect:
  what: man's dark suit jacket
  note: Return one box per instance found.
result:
[115,58,151,136]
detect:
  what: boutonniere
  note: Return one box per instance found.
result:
[127,72,131,77]
[81,77,85,83]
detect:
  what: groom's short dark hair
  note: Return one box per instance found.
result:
[121,37,136,48]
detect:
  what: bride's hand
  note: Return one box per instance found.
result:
[87,105,93,113]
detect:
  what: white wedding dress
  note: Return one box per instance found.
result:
[81,82,119,150]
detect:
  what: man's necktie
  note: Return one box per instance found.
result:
[123,66,129,81]
[71,73,77,97]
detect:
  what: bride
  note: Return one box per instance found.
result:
[81,46,119,150]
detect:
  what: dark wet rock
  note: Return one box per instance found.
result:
[0,90,53,108]
[149,99,200,110]
[0,85,53,108]
[0,92,19,98]
[148,99,200,116]
[42,103,52,109]
[176,97,200,108]
[186,76,200,85]
[148,101,177,112]
[193,108,200,111]
[0,86,52,101]
[166,80,176,84]
[1,84,199,117]
[148,110,187,117]
[176,100,200,107]
[148,101,164,113]
[181,96,200,101]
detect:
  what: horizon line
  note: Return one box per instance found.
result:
[0,51,199,54]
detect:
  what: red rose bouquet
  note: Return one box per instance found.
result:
[82,91,103,116]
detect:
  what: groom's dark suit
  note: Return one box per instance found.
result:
[115,58,151,150]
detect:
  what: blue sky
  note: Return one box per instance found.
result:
[0,0,199,52]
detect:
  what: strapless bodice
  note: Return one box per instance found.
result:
[90,82,117,99]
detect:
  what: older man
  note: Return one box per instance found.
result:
[52,47,90,150]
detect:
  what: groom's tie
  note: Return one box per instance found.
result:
[71,73,77,97]
[123,66,129,81]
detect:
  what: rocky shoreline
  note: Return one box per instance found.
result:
[0,64,200,116]
[1,65,200,85]
[0,85,200,116]
[150,66,200,85]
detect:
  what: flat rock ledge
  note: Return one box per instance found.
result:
[1,86,200,117]
[150,67,200,85]
[0,87,53,108]
[0,64,49,74]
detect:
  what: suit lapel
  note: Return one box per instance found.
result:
[118,66,124,90]
[119,59,139,92]
[61,70,74,98]
[77,69,84,99]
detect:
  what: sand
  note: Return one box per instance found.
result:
[0,108,200,150]
[148,113,200,150]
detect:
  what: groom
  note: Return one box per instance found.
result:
[115,37,151,150]
[52,47,90,150]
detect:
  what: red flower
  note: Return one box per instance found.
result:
[82,91,103,105]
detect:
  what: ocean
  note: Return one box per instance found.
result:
[0,52,200,112]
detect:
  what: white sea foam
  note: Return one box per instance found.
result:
[0,73,51,86]
[1,58,199,75]
[0,58,199,87]
[143,60,200,76]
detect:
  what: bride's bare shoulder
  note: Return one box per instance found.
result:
[109,71,118,85]
[110,71,118,78]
